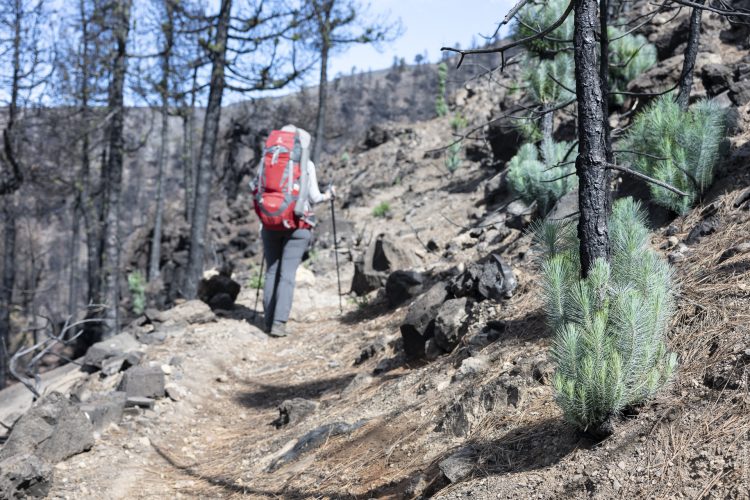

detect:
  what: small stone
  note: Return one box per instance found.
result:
[125,397,155,409]
[118,366,166,399]
[165,383,187,402]
[161,364,173,375]
[453,356,489,381]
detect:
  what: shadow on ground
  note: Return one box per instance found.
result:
[339,296,393,325]
[216,304,266,328]
[234,374,356,410]
[152,416,584,499]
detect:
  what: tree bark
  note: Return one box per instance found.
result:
[68,200,81,317]
[149,0,174,282]
[676,1,703,110]
[541,106,554,142]
[599,0,613,166]
[0,0,26,388]
[312,40,330,165]
[0,196,16,388]
[101,0,132,337]
[574,0,610,276]
[184,0,232,298]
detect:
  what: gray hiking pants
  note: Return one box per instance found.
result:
[261,228,311,329]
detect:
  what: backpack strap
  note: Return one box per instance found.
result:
[295,128,312,217]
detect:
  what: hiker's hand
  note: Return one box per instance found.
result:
[325,185,336,201]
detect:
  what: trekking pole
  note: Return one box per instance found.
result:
[253,253,265,321]
[329,191,343,314]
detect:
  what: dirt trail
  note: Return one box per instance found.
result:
[47,267,360,499]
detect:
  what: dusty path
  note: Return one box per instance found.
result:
[47,267,363,499]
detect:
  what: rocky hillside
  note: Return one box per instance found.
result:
[2,2,750,499]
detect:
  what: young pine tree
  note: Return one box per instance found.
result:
[620,95,727,213]
[507,139,576,215]
[537,198,677,433]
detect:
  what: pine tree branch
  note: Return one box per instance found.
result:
[607,163,689,196]
[441,0,574,69]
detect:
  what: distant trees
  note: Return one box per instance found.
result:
[181,0,310,299]
[301,0,400,164]
[0,0,51,387]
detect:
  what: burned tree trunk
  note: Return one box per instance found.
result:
[599,0,613,166]
[676,1,703,110]
[0,196,16,388]
[574,0,610,276]
[148,0,175,282]
[184,0,232,298]
[312,40,330,165]
[101,0,132,337]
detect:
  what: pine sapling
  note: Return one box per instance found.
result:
[536,198,677,434]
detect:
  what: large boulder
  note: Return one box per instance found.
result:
[700,63,733,98]
[83,332,141,370]
[362,124,391,150]
[118,366,166,399]
[483,171,508,206]
[486,117,524,164]
[0,392,94,464]
[546,189,578,221]
[77,392,127,432]
[400,282,450,359]
[385,270,425,307]
[651,15,690,59]
[197,268,241,310]
[505,200,537,230]
[351,235,419,296]
[433,297,471,352]
[450,255,517,302]
[729,54,750,106]
[0,455,52,499]
[162,299,216,325]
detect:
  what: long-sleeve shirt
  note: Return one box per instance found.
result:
[305,160,325,209]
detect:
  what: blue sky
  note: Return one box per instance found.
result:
[327,0,515,77]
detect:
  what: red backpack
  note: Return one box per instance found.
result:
[253,127,312,230]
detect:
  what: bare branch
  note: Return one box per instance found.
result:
[441,0,574,68]
[668,0,750,16]
[607,163,689,196]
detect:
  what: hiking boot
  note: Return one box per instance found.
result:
[268,321,289,337]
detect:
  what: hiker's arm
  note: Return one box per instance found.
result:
[306,161,329,204]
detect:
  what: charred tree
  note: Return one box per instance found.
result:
[183,0,232,299]
[306,0,400,165]
[101,0,132,337]
[600,0,613,166]
[676,1,704,110]
[182,0,309,298]
[0,0,48,387]
[575,0,610,275]
[148,0,176,282]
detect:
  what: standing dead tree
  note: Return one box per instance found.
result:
[147,0,177,282]
[181,0,312,299]
[302,0,400,164]
[0,0,51,388]
[100,0,132,338]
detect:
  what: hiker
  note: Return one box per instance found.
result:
[252,125,335,337]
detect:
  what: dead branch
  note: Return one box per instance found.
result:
[607,163,689,196]
[9,313,104,398]
[441,0,574,69]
